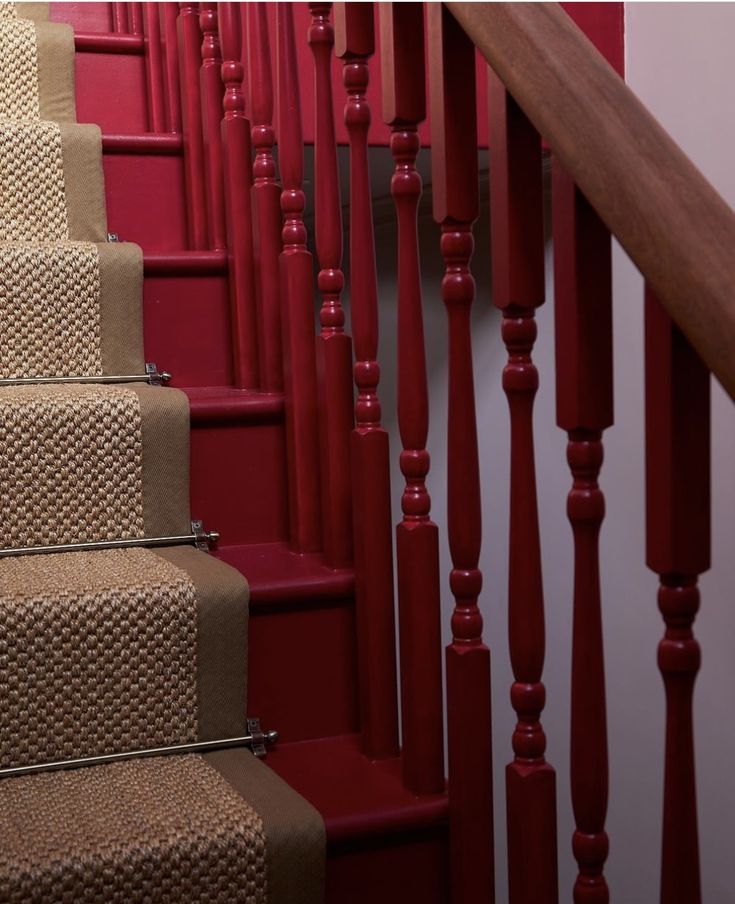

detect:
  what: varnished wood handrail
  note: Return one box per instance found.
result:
[447,1,735,400]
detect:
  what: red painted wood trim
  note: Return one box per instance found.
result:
[112,2,129,34]
[248,3,285,393]
[142,5,167,132]
[102,133,183,154]
[185,388,284,425]
[177,2,209,249]
[335,1,399,762]
[488,73,558,904]
[381,1,444,798]
[74,33,144,54]
[428,5,494,901]
[645,288,710,904]
[553,161,613,904]
[143,250,227,275]
[199,3,227,250]
[309,3,354,570]
[161,4,183,133]
[277,2,322,551]
[129,2,144,36]
[220,2,260,389]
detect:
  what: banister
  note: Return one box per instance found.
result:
[447,1,735,400]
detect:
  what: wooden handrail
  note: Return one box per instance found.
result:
[447,1,735,400]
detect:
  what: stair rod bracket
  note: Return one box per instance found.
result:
[0,520,220,559]
[0,363,172,387]
[0,718,279,780]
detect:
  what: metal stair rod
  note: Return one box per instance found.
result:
[0,719,279,779]
[0,521,219,558]
[0,363,172,387]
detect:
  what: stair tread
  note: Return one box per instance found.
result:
[216,542,355,605]
[266,735,448,843]
[185,386,284,424]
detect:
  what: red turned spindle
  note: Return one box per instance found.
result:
[309,2,354,569]
[219,2,259,388]
[645,287,709,904]
[112,2,128,33]
[488,71,558,904]
[553,162,613,904]
[199,3,226,250]
[161,4,183,132]
[429,5,494,900]
[276,2,322,551]
[142,4,167,132]
[381,2,443,796]
[247,3,284,393]
[177,2,208,248]
[334,1,399,760]
[129,2,143,35]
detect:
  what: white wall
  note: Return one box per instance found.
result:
[367,4,735,900]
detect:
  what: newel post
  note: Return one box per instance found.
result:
[380,2,444,795]
[429,5,494,901]
[334,1,399,759]
[219,2,260,388]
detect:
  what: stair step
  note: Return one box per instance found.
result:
[185,388,284,426]
[217,541,354,606]
[267,735,448,843]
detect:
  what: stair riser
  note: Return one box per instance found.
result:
[326,829,450,904]
[104,154,187,251]
[51,2,113,32]
[76,52,147,132]
[249,601,359,744]
[191,423,289,546]
[144,274,232,387]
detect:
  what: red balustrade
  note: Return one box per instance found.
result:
[247,3,284,393]
[309,3,354,569]
[112,2,128,33]
[429,5,494,900]
[334,1,399,760]
[380,2,444,796]
[219,2,259,388]
[199,3,226,251]
[161,4,183,133]
[488,72,558,904]
[553,163,613,904]
[277,2,322,551]
[645,288,710,904]
[177,2,208,249]
[129,2,143,36]
[142,4,166,132]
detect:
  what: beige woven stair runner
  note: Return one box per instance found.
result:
[0,6,325,902]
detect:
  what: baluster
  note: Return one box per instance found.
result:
[219,2,260,389]
[380,2,443,795]
[276,2,322,550]
[553,162,613,904]
[199,3,226,250]
[645,287,710,904]
[129,2,143,35]
[177,2,208,248]
[428,5,493,900]
[309,2,354,569]
[112,2,128,33]
[142,4,167,132]
[488,72,558,904]
[247,4,284,392]
[335,1,399,759]
[161,4,183,132]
